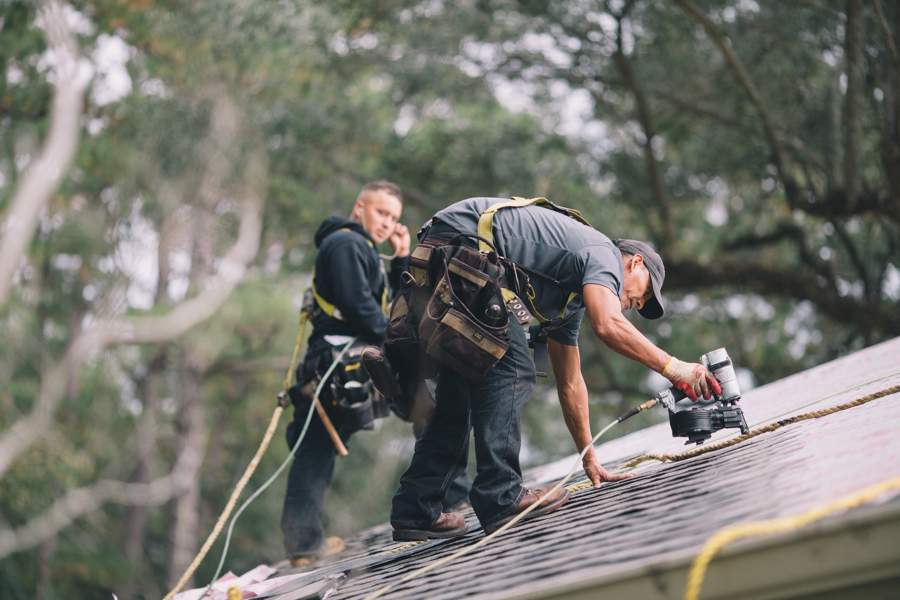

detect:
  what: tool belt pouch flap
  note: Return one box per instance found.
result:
[419,245,510,381]
[425,308,507,381]
[383,275,432,419]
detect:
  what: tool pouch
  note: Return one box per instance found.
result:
[382,270,432,420]
[329,342,386,433]
[417,245,510,381]
[293,341,383,435]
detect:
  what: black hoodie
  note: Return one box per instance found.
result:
[309,216,408,344]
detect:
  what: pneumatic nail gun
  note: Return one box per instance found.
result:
[655,347,749,444]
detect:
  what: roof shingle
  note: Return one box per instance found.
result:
[266,336,900,600]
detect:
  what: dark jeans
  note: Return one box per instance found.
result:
[281,406,343,557]
[281,356,472,557]
[391,318,535,529]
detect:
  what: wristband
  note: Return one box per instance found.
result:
[661,356,675,378]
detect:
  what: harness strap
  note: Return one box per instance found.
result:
[475,197,590,325]
[311,227,389,321]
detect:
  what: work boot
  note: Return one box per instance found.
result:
[481,486,570,535]
[392,512,468,541]
[288,536,346,568]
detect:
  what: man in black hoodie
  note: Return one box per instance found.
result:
[281,181,411,566]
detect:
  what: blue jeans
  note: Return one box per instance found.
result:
[281,349,472,557]
[391,318,535,529]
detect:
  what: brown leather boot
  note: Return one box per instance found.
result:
[392,512,468,541]
[482,486,570,535]
[288,536,346,568]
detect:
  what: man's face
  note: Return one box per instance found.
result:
[620,254,653,312]
[353,190,402,244]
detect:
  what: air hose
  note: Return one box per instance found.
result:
[364,382,900,600]
[201,338,356,596]
[362,398,657,600]
[162,303,355,599]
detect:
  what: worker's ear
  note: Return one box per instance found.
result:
[627,254,644,273]
[351,198,365,222]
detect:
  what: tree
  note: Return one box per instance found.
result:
[3,1,897,596]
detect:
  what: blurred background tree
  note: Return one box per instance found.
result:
[1,0,897,597]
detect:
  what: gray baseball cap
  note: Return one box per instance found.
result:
[614,239,666,320]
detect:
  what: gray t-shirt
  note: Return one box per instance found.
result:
[430,197,624,345]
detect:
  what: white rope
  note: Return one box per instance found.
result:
[201,338,356,597]
[363,417,623,600]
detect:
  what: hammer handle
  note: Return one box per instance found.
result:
[314,397,349,456]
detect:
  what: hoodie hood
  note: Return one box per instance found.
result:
[314,216,371,248]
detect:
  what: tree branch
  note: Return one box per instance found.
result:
[0,0,89,305]
[666,258,900,335]
[724,222,838,293]
[674,0,799,207]
[874,0,899,65]
[650,86,825,172]
[0,432,202,559]
[830,218,871,299]
[811,187,899,221]
[612,13,673,247]
[843,0,865,210]
[0,149,266,479]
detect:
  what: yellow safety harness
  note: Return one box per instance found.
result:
[476,196,592,326]
[311,228,389,320]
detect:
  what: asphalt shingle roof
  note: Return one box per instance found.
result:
[265,336,900,600]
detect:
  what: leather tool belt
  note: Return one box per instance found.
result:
[388,235,512,383]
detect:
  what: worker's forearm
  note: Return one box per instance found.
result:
[557,377,593,452]
[596,314,669,373]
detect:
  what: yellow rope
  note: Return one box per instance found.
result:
[163,313,308,599]
[364,384,899,600]
[282,312,308,390]
[163,407,285,599]
[566,480,594,494]
[625,384,900,469]
[684,476,900,600]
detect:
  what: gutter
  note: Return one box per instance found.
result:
[496,500,900,600]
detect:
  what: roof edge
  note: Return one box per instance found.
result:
[496,499,900,600]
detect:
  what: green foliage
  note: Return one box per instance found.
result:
[2,0,898,597]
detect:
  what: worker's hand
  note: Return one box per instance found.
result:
[389,223,411,257]
[662,357,722,401]
[583,448,633,488]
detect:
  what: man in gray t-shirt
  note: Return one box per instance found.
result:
[390,197,720,541]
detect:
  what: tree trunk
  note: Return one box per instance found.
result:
[121,358,163,599]
[0,0,87,305]
[34,538,56,599]
[165,90,238,587]
[165,219,214,587]
[826,72,842,193]
[123,205,176,597]
[166,359,207,589]
[881,2,900,203]
[843,0,865,208]
[613,15,673,248]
